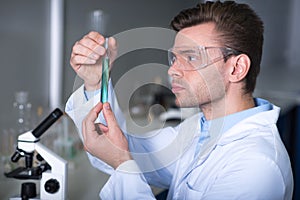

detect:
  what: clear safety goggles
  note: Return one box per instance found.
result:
[167,46,240,71]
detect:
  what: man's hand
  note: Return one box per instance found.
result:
[82,102,132,169]
[70,31,117,91]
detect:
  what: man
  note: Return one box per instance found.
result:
[66,1,293,199]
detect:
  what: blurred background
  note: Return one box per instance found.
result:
[0,0,299,199]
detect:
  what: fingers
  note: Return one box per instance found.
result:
[87,31,105,44]
[70,31,106,68]
[108,37,117,52]
[70,53,96,71]
[70,32,118,71]
[85,102,103,123]
[83,102,131,169]
[72,41,105,59]
[99,123,109,133]
[82,102,103,140]
[102,103,118,130]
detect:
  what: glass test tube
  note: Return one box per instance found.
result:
[101,38,109,103]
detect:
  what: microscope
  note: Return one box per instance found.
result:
[4,108,68,200]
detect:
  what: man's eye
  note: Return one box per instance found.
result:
[187,55,197,62]
[171,53,176,64]
[172,54,177,62]
[168,52,177,65]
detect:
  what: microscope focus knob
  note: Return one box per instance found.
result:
[44,178,60,194]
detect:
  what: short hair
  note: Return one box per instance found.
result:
[171,1,264,94]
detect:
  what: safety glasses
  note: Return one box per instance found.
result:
[168,46,240,71]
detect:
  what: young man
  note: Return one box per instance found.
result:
[66,1,293,199]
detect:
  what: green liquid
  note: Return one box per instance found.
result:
[101,57,109,103]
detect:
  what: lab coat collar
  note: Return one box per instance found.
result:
[217,104,280,146]
[195,98,279,150]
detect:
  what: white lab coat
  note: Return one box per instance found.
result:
[65,83,293,200]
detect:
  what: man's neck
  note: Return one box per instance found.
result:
[200,93,255,120]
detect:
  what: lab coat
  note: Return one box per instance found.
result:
[65,83,293,200]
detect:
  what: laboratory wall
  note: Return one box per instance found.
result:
[243,0,291,67]
[0,0,51,130]
[287,0,300,68]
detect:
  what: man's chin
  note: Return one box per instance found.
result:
[175,98,198,108]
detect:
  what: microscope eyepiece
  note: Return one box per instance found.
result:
[32,108,63,138]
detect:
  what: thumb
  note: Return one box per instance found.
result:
[102,102,118,129]
[108,37,117,51]
[108,37,118,65]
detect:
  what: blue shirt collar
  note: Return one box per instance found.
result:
[200,98,272,138]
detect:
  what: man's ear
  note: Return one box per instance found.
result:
[228,54,251,83]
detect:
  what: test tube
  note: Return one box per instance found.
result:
[101,38,109,103]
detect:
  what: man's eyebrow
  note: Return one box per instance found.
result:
[178,49,197,54]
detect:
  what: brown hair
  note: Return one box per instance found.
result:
[171,1,264,94]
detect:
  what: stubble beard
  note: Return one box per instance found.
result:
[174,84,209,108]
